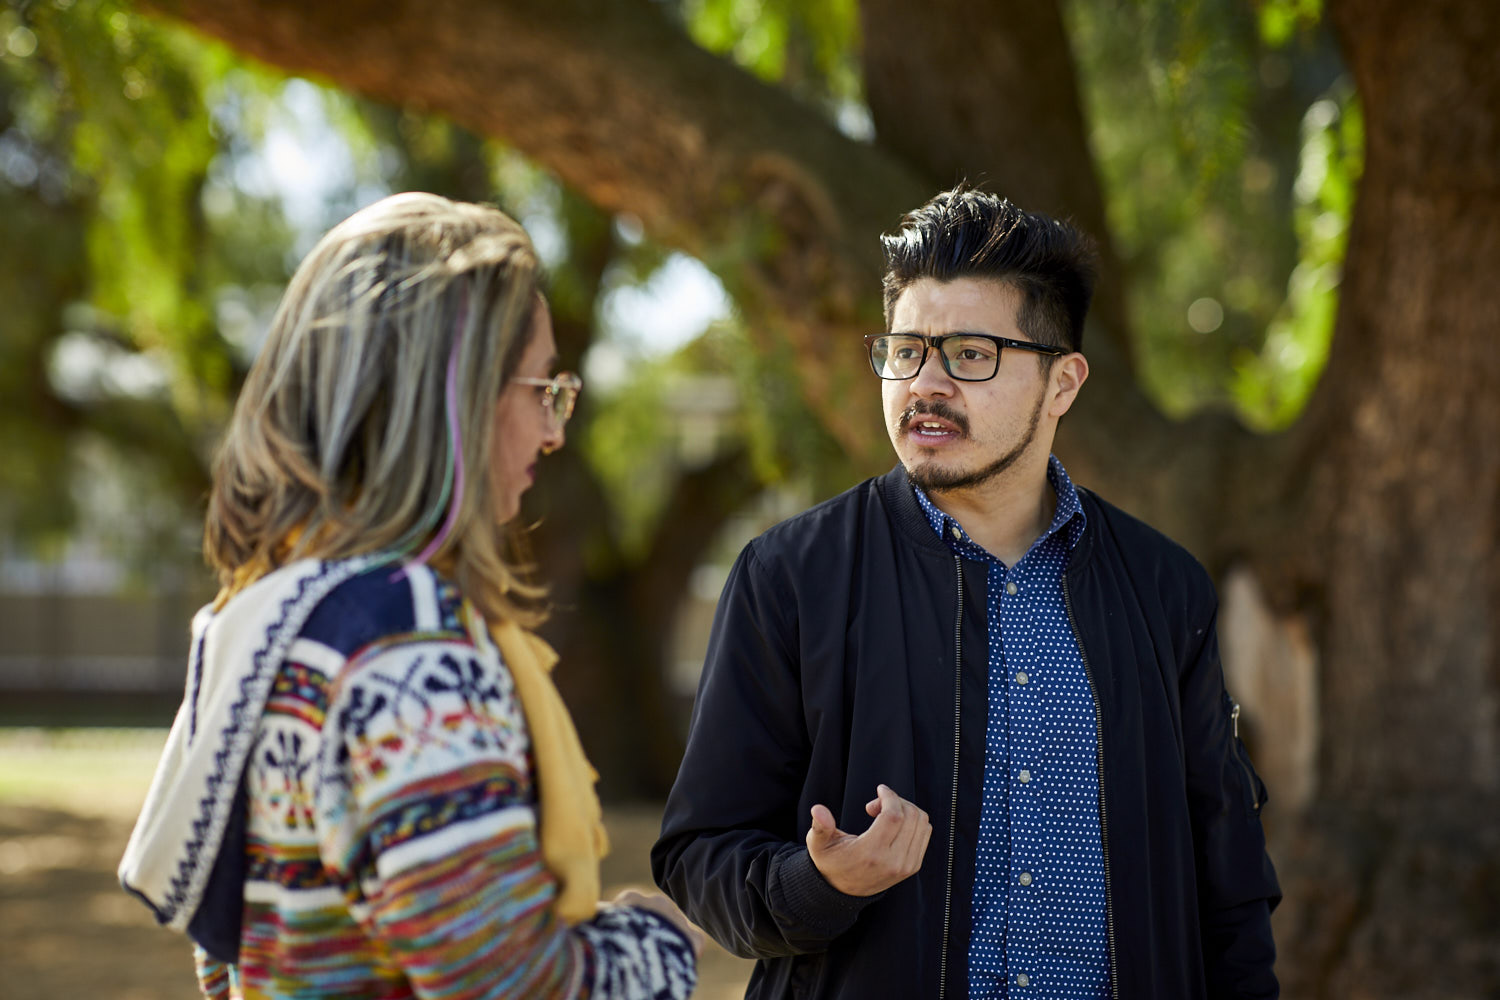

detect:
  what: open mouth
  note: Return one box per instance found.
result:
[909,419,960,441]
[901,404,966,443]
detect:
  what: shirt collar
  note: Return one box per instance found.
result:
[912,454,1087,566]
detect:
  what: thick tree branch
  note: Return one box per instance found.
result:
[139,0,936,468]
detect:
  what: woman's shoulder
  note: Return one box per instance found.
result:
[298,559,470,659]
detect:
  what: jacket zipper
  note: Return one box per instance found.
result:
[1062,573,1119,1000]
[1229,700,1261,813]
[938,555,963,1000]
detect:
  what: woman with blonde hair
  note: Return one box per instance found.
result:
[120,193,700,998]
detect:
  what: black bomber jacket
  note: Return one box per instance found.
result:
[652,465,1281,999]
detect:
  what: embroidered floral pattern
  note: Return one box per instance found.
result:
[335,645,525,786]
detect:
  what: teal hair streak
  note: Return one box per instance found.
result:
[390,293,469,581]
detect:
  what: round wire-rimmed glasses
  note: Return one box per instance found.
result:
[864,333,1067,382]
[511,371,583,429]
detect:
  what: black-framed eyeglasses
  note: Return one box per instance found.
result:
[863,333,1068,382]
[511,371,583,430]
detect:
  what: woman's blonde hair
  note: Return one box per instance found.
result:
[205,192,546,626]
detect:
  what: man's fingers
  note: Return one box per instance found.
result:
[808,789,933,896]
[915,812,934,859]
[866,784,911,847]
[889,802,925,857]
[892,805,932,861]
[807,803,845,856]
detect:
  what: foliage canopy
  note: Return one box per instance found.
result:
[1,0,1353,568]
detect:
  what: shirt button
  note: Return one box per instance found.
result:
[1005,581,1018,595]
[950,525,962,540]
[1019,872,1033,886]
[1017,973,1030,988]
[1018,769,1031,783]
[1015,670,1029,685]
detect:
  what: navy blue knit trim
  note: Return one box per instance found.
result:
[187,625,209,741]
[121,880,171,926]
[298,565,422,656]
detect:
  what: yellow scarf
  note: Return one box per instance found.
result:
[487,619,609,924]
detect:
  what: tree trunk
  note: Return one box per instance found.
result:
[1271,1,1500,995]
[527,442,758,798]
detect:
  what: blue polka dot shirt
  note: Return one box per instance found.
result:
[914,456,1110,999]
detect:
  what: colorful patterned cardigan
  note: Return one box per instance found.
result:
[169,561,695,999]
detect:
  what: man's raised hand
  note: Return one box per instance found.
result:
[805,784,932,897]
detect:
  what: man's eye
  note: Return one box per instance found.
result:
[953,340,998,361]
[892,345,922,360]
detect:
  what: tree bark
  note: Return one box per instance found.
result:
[1271,1,1500,995]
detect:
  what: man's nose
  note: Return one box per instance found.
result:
[909,346,955,396]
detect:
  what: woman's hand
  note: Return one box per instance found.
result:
[608,888,705,958]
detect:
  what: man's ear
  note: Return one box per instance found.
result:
[1048,353,1089,418]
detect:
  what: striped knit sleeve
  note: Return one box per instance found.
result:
[193,944,230,999]
[314,635,696,999]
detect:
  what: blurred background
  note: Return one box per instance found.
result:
[1,0,1495,997]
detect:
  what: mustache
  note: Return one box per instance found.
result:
[900,400,970,437]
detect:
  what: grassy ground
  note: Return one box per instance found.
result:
[0,728,754,999]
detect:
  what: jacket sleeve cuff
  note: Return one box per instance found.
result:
[767,846,882,943]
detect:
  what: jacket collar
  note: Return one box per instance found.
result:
[876,464,953,555]
[876,461,1101,573]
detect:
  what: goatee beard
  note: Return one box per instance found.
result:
[905,387,1045,493]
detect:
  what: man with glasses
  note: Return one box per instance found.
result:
[653,186,1281,999]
